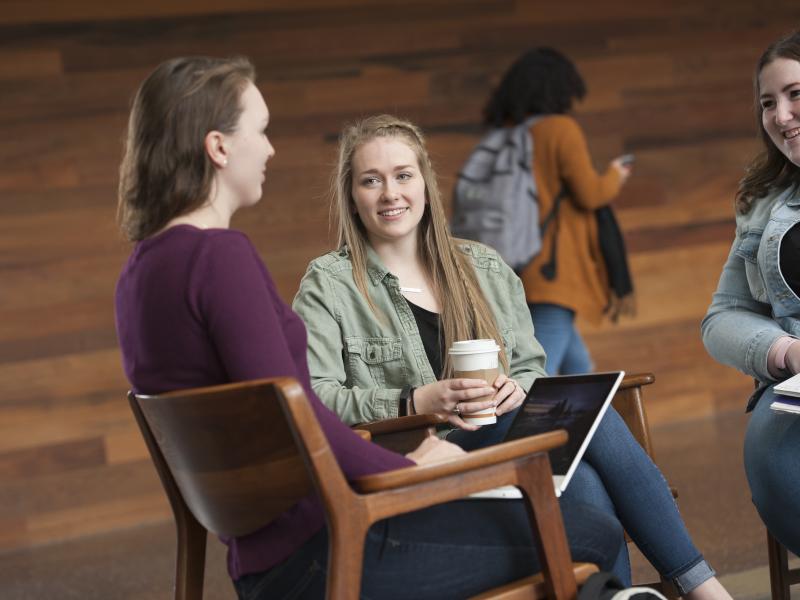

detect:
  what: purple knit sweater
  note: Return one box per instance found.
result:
[115,225,411,579]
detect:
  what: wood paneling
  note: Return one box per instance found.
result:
[0,0,791,552]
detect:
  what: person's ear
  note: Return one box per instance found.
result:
[205,130,229,168]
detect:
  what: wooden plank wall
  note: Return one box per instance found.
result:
[1,0,796,552]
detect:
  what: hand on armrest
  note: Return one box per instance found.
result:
[405,435,465,464]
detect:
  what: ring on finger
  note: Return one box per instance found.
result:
[453,403,461,415]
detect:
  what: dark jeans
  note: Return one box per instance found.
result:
[234,499,623,600]
[445,405,519,451]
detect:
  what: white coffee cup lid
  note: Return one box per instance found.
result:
[448,339,501,355]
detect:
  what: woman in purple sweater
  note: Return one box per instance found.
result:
[114,56,622,599]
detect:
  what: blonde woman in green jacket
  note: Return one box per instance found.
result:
[292,114,731,597]
[293,115,541,447]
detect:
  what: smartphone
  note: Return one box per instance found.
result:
[619,153,635,166]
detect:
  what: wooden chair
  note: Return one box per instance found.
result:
[129,377,599,600]
[358,372,679,598]
[768,530,800,600]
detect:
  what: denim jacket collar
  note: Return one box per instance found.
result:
[783,184,800,208]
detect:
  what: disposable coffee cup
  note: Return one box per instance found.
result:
[448,339,500,425]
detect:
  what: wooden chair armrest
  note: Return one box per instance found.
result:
[619,372,655,390]
[354,413,446,436]
[353,429,372,442]
[353,429,567,494]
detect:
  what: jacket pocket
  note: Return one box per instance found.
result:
[345,337,406,388]
[734,230,761,263]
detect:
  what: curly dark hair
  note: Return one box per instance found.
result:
[483,47,586,126]
[736,30,800,214]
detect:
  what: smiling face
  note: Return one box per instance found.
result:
[218,81,276,209]
[350,136,427,248]
[759,57,800,168]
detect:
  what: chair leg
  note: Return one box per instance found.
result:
[768,529,791,600]
[517,455,578,600]
[174,510,207,600]
[325,522,367,600]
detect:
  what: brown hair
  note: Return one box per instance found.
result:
[117,56,255,240]
[332,114,509,375]
[737,31,800,214]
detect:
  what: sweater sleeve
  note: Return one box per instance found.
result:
[193,232,412,476]
[555,116,621,211]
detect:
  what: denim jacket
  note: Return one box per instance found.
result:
[702,185,800,388]
[292,242,547,425]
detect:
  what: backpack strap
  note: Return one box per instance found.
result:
[538,184,567,281]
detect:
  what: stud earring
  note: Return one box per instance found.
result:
[222,159,228,166]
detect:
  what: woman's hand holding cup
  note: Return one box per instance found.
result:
[492,374,525,416]
[413,379,496,430]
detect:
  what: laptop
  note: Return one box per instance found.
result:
[467,371,625,499]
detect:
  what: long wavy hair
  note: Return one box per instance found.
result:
[737,31,800,214]
[332,114,509,375]
[117,56,255,240]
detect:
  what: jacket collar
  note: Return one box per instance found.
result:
[785,184,800,207]
[339,244,395,287]
[366,245,393,286]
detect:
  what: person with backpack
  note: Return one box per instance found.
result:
[455,47,634,377]
[293,114,731,598]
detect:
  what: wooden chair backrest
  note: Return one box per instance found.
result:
[131,379,314,537]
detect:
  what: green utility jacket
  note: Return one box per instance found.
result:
[292,241,547,425]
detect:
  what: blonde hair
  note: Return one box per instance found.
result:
[331,114,509,375]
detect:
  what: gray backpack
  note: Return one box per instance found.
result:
[451,117,563,275]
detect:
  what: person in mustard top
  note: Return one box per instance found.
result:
[485,48,634,375]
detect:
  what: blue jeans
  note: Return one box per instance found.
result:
[234,499,623,600]
[567,408,713,593]
[745,385,800,555]
[529,303,593,375]
[529,303,713,593]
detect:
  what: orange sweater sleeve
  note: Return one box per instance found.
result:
[555,116,621,210]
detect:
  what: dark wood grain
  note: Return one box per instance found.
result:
[0,0,791,554]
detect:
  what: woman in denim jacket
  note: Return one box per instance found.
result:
[702,31,800,556]
[294,114,730,598]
